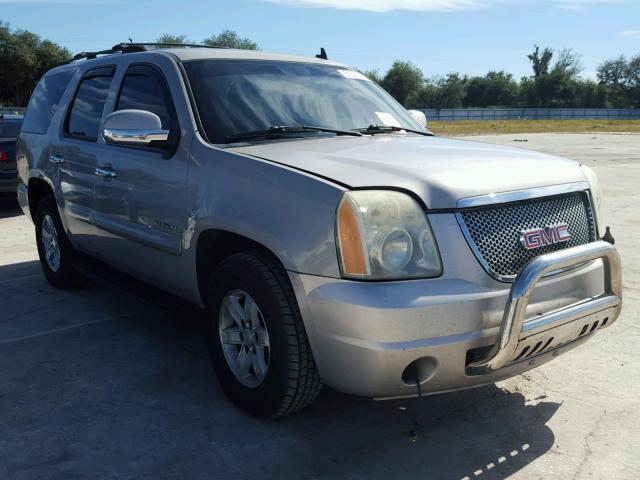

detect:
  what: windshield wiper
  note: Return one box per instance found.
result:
[226,125,363,143]
[354,124,435,137]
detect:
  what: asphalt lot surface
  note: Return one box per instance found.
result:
[1,133,639,479]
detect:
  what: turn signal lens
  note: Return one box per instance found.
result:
[337,196,368,276]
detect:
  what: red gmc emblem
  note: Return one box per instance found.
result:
[520,223,571,250]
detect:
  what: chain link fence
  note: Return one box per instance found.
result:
[3,106,639,122]
[421,108,640,122]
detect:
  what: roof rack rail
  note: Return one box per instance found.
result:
[124,42,222,50]
[72,42,223,62]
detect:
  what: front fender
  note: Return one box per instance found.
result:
[188,137,346,278]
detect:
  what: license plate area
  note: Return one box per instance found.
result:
[509,306,617,364]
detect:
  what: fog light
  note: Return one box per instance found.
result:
[401,356,438,386]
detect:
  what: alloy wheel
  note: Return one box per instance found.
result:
[218,289,271,388]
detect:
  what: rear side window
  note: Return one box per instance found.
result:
[66,67,115,141]
[116,64,174,129]
[22,71,74,134]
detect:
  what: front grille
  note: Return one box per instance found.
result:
[458,192,597,280]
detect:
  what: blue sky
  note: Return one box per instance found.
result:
[1,0,639,79]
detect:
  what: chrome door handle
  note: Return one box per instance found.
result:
[48,153,65,164]
[94,166,117,178]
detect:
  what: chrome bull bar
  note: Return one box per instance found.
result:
[467,240,622,375]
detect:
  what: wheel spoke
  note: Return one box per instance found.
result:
[251,351,266,378]
[221,327,243,345]
[236,348,252,377]
[227,295,245,326]
[45,217,56,238]
[254,327,269,347]
[244,296,260,327]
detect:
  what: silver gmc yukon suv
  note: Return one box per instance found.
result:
[17,44,622,417]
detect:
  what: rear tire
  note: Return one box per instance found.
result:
[205,250,322,418]
[34,195,86,289]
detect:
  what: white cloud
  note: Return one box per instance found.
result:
[619,29,640,38]
[260,0,483,12]
[260,0,624,12]
[555,0,621,11]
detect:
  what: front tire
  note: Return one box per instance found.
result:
[205,250,322,418]
[34,195,86,289]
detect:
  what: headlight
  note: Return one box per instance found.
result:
[580,164,605,236]
[336,190,442,280]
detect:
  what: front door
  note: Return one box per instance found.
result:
[91,62,190,287]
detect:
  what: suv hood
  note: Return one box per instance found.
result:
[230,135,587,209]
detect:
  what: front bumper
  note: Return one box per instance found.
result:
[290,240,621,398]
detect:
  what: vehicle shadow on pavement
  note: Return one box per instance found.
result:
[0,259,560,480]
[0,196,21,219]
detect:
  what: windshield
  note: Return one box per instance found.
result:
[183,60,424,144]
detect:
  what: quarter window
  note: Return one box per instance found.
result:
[22,70,74,135]
[116,65,174,130]
[66,67,115,140]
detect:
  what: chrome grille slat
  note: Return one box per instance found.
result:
[458,192,597,281]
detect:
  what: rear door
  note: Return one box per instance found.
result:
[56,66,115,251]
[19,69,74,205]
[90,61,191,284]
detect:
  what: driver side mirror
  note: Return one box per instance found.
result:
[102,109,170,147]
[408,109,428,129]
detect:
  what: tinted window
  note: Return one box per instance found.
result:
[116,65,173,129]
[0,120,22,140]
[22,71,73,134]
[66,68,114,140]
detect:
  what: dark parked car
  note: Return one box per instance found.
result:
[0,114,23,195]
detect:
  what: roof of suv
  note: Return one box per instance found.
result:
[163,47,347,67]
[61,46,348,71]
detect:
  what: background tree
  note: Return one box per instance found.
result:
[203,29,258,50]
[0,21,71,106]
[527,45,554,79]
[371,46,612,109]
[362,69,382,84]
[598,54,640,108]
[627,55,640,108]
[380,61,424,106]
[431,73,468,108]
[463,71,520,107]
[575,80,608,108]
[155,33,190,45]
[523,47,584,107]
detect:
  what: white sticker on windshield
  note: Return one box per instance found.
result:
[338,69,371,81]
[375,112,401,127]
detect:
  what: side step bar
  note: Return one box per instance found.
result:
[467,241,622,375]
